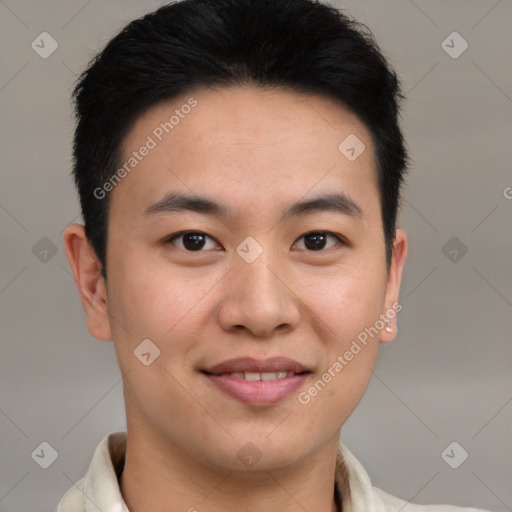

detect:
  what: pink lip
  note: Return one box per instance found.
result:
[204,356,309,374]
[201,357,311,406]
[203,373,310,406]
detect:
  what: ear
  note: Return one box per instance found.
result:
[379,228,408,343]
[63,224,113,341]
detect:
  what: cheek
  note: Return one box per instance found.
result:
[294,264,387,342]
[295,272,383,422]
[107,261,222,356]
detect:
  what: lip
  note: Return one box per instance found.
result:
[203,357,309,375]
[203,372,311,406]
[201,357,311,407]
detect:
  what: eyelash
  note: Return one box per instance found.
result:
[164,230,348,252]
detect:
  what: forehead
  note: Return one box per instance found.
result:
[111,85,379,223]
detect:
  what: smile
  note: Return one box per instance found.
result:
[218,371,298,381]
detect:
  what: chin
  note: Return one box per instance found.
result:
[207,434,306,473]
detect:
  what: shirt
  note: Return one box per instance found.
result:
[57,431,491,512]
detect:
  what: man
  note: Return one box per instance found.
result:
[60,1,491,511]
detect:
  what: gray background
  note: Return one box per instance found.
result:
[1,1,511,511]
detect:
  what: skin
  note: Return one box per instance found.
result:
[64,85,407,512]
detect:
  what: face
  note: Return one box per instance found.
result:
[65,85,407,472]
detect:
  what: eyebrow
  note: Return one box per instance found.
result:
[144,191,363,220]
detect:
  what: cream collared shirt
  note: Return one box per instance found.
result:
[57,431,491,512]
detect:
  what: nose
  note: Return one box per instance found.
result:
[216,251,301,338]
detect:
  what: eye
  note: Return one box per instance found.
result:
[165,231,221,252]
[164,230,346,253]
[293,231,345,251]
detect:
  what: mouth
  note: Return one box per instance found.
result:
[201,357,312,406]
[203,356,311,375]
[202,370,307,381]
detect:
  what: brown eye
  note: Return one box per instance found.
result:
[166,231,220,251]
[294,231,344,251]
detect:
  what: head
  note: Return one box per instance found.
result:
[64,0,409,473]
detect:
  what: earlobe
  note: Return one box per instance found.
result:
[63,224,113,341]
[379,228,408,344]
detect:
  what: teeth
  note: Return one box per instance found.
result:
[224,371,296,381]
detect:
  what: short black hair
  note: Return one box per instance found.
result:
[71,0,409,279]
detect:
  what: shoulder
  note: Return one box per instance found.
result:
[56,431,126,512]
[373,486,492,512]
[337,442,493,512]
[56,476,86,512]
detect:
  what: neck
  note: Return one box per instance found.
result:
[119,428,342,512]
